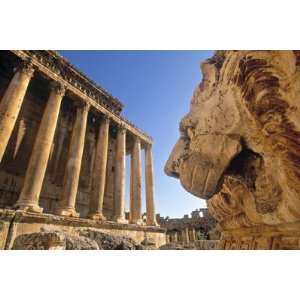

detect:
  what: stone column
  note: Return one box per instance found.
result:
[182,228,190,244]
[188,228,194,242]
[0,60,34,162]
[191,227,196,242]
[144,144,157,226]
[129,136,143,224]
[15,82,65,212]
[88,116,110,220]
[113,126,127,223]
[167,234,171,243]
[51,125,68,181]
[174,231,178,243]
[87,137,96,189]
[56,103,89,217]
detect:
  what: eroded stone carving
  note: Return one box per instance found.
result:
[11,228,156,250]
[165,51,300,249]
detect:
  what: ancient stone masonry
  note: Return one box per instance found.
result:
[157,208,220,249]
[165,51,300,250]
[0,50,164,249]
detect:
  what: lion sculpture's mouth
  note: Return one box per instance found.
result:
[215,145,262,197]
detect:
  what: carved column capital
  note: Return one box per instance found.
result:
[82,101,91,112]
[50,81,66,97]
[102,114,110,124]
[0,58,34,162]
[145,143,152,151]
[18,59,35,78]
[117,124,126,134]
[133,135,141,143]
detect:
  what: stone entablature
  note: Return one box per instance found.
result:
[11,50,152,145]
[19,50,124,114]
[0,50,158,231]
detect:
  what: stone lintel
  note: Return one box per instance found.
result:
[10,50,153,145]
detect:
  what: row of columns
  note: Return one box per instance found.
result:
[167,228,197,244]
[0,59,157,226]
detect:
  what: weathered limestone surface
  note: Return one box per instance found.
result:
[145,144,157,226]
[158,208,219,247]
[160,240,220,250]
[57,104,89,217]
[165,51,300,249]
[0,61,34,162]
[130,137,142,224]
[11,229,154,250]
[0,51,162,249]
[16,82,65,213]
[88,116,110,220]
[0,209,166,249]
[113,127,126,223]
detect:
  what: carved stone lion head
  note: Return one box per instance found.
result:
[165,51,300,229]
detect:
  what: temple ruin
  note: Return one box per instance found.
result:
[157,208,220,249]
[0,50,166,249]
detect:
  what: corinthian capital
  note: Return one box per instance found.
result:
[102,114,110,124]
[145,143,152,151]
[50,81,66,97]
[19,59,35,77]
[117,124,126,134]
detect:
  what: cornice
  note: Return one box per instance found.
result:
[10,50,153,144]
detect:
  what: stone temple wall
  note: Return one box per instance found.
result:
[0,71,117,218]
[0,50,161,249]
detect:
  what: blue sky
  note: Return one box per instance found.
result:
[60,50,213,218]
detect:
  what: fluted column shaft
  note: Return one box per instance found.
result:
[16,82,65,212]
[130,137,142,224]
[145,144,157,226]
[113,127,126,223]
[0,61,34,162]
[88,116,110,220]
[57,104,89,217]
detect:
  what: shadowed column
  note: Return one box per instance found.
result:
[56,103,89,217]
[191,228,196,242]
[88,115,110,220]
[0,60,34,162]
[129,136,143,224]
[174,231,178,243]
[16,82,65,212]
[113,126,127,223]
[182,228,190,245]
[145,144,158,226]
[51,125,68,182]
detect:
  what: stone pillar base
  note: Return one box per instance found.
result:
[56,208,79,218]
[87,213,106,221]
[14,203,43,214]
[147,221,159,227]
[129,219,144,226]
[113,217,128,224]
